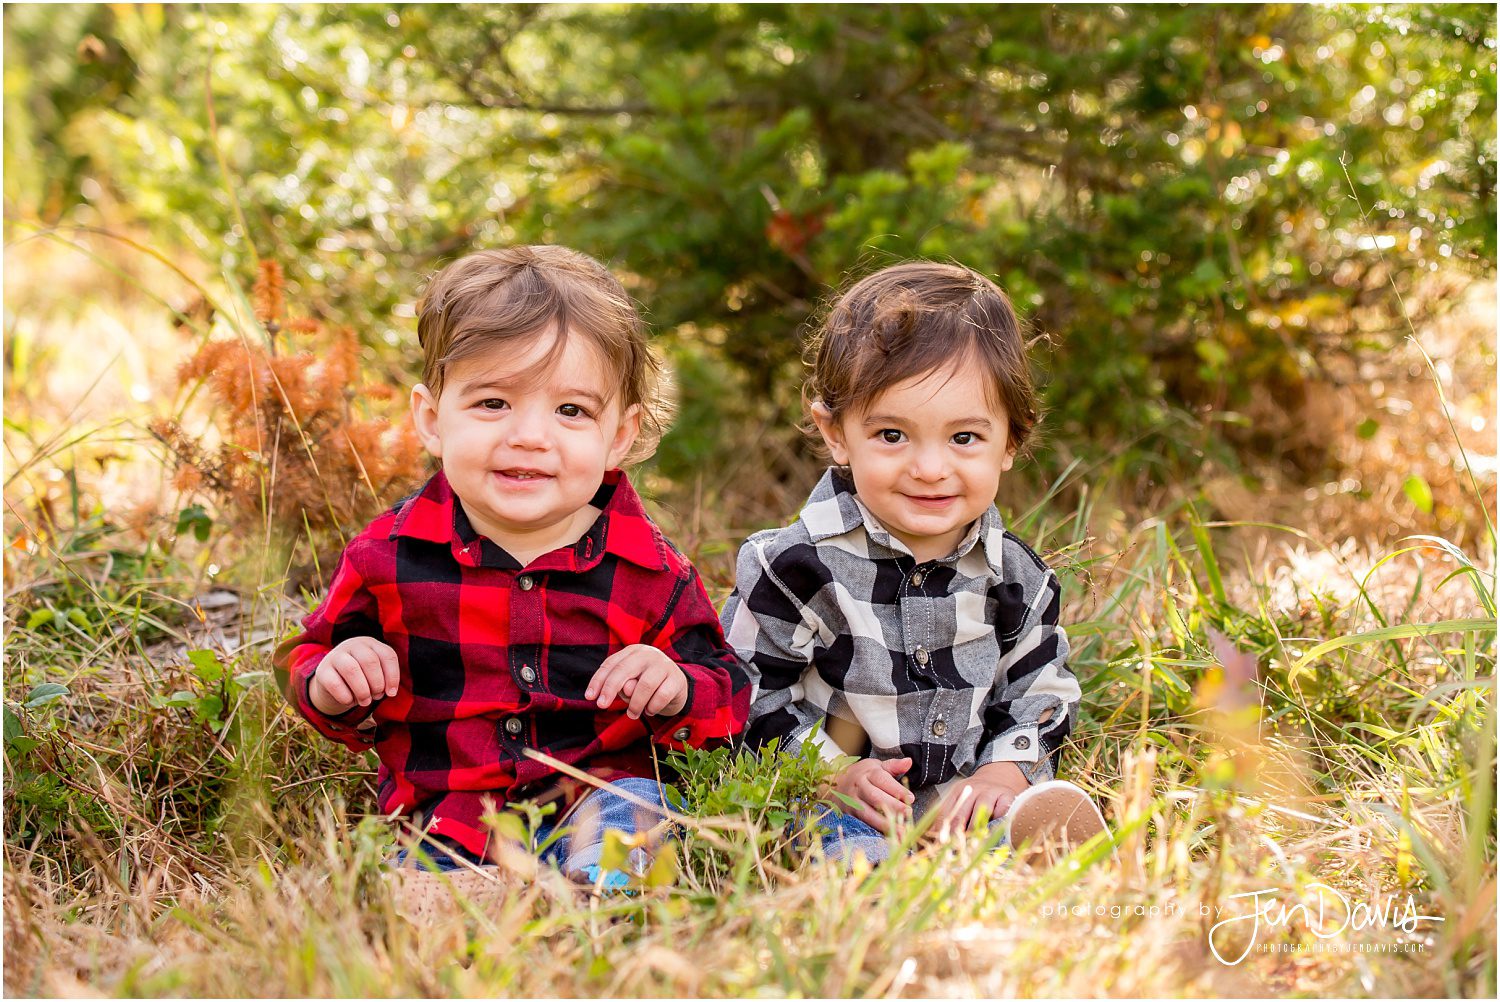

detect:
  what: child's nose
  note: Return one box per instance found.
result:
[505,409,552,449]
[910,447,948,481]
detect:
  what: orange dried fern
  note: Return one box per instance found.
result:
[154,265,425,575]
[252,259,285,326]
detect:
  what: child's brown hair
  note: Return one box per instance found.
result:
[416,245,669,463]
[805,261,1041,454]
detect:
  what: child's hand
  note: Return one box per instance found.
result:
[934,760,1030,836]
[309,636,400,715]
[586,645,689,719]
[830,757,915,834]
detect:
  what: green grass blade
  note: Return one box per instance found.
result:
[1287,618,1497,684]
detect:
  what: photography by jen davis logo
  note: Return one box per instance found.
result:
[1207,883,1445,966]
[1040,900,1201,921]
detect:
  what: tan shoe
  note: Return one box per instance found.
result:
[1005,780,1112,862]
[386,866,513,924]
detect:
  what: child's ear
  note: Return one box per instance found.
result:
[410,383,444,459]
[810,401,850,466]
[1001,446,1016,473]
[606,403,642,469]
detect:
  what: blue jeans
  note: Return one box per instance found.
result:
[805,806,892,865]
[807,807,1009,866]
[392,777,677,884]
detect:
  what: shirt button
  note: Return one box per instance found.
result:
[519,665,536,684]
[504,717,523,736]
[1014,734,1031,750]
[914,646,930,666]
[931,718,947,737]
[517,575,534,591]
[672,727,690,741]
[910,570,924,587]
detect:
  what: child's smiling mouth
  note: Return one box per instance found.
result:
[902,493,958,509]
[496,468,554,485]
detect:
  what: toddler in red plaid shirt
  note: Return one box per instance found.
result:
[274,246,750,890]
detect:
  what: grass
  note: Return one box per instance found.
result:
[4,467,1494,996]
[2,234,1496,997]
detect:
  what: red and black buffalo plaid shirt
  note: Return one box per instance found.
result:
[274,468,749,858]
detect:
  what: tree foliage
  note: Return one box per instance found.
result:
[5,3,1495,488]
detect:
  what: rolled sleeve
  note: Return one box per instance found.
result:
[974,569,1079,783]
[644,568,751,749]
[272,544,383,750]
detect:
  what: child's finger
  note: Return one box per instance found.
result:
[855,806,891,834]
[937,784,974,831]
[354,645,391,701]
[868,770,914,812]
[860,778,911,817]
[352,648,388,705]
[880,757,913,777]
[586,655,626,700]
[374,643,400,698]
[588,655,639,707]
[315,670,356,709]
[337,654,374,705]
[593,644,641,674]
[643,674,685,716]
[588,651,625,701]
[591,667,627,707]
[986,791,1018,826]
[872,760,915,804]
[625,673,660,718]
[954,797,978,832]
[627,663,674,718]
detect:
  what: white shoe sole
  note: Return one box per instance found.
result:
[1006,780,1112,858]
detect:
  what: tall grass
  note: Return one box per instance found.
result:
[3,226,1494,997]
[4,442,1493,995]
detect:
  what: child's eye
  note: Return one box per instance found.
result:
[952,431,979,446]
[877,429,905,445]
[558,403,591,419]
[478,398,508,411]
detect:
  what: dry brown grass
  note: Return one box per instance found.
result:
[3,762,1490,998]
[3,235,1493,998]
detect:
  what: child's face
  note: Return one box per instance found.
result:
[812,362,1014,563]
[410,330,640,557]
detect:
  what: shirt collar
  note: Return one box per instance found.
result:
[389,469,667,572]
[798,466,1007,574]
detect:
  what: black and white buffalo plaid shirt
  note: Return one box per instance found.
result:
[721,467,1080,815]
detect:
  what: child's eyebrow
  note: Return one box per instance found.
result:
[862,414,994,430]
[454,379,605,409]
[458,379,516,394]
[557,387,606,408]
[948,416,995,431]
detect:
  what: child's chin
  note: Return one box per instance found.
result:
[901,512,963,533]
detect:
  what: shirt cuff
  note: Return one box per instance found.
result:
[649,663,746,748]
[975,721,1043,767]
[647,670,702,747]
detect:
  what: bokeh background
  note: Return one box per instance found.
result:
[6,3,1495,566]
[3,5,1496,997]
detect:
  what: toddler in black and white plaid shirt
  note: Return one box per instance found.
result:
[722,261,1108,863]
